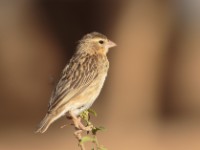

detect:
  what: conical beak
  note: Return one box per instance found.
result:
[107,40,117,48]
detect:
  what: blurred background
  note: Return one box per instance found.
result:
[0,0,200,149]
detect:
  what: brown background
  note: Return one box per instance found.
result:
[1,0,200,150]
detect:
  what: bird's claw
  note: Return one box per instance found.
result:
[79,124,93,131]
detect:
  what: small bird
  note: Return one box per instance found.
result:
[36,32,116,133]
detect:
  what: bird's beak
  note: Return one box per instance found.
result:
[107,40,117,48]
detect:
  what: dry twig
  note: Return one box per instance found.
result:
[67,109,106,150]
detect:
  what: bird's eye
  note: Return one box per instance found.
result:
[99,40,104,44]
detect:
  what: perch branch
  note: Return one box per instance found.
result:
[74,129,86,150]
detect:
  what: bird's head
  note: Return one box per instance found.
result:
[77,32,116,55]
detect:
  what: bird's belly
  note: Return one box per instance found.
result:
[70,75,107,116]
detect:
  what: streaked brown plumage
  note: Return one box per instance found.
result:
[36,32,116,133]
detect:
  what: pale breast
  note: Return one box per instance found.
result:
[69,54,109,115]
[69,73,107,116]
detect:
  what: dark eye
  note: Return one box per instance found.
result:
[99,40,104,44]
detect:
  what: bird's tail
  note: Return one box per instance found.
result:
[35,113,55,133]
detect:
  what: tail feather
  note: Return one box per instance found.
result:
[35,114,54,133]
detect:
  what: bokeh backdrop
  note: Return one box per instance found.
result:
[1,0,200,150]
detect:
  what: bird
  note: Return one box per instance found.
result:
[36,32,116,133]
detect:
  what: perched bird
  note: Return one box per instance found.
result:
[36,32,116,133]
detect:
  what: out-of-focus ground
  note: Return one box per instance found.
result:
[1,0,200,150]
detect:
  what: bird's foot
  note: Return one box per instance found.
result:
[74,129,83,140]
[69,111,93,132]
[75,117,93,131]
[79,123,93,132]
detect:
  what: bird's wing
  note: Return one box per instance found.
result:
[48,55,98,111]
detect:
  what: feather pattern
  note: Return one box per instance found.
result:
[36,32,115,133]
[48,53,101,111]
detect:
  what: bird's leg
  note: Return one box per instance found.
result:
[76,116,93,131]
[69,111,93,131]
[69,111,80,129]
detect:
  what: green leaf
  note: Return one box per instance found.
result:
[96,126,106,131]
[88,109,97,117]
[80,136,94,144]
[92,126,106,135]
[80,110,90,122]
[99,146,107,150]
